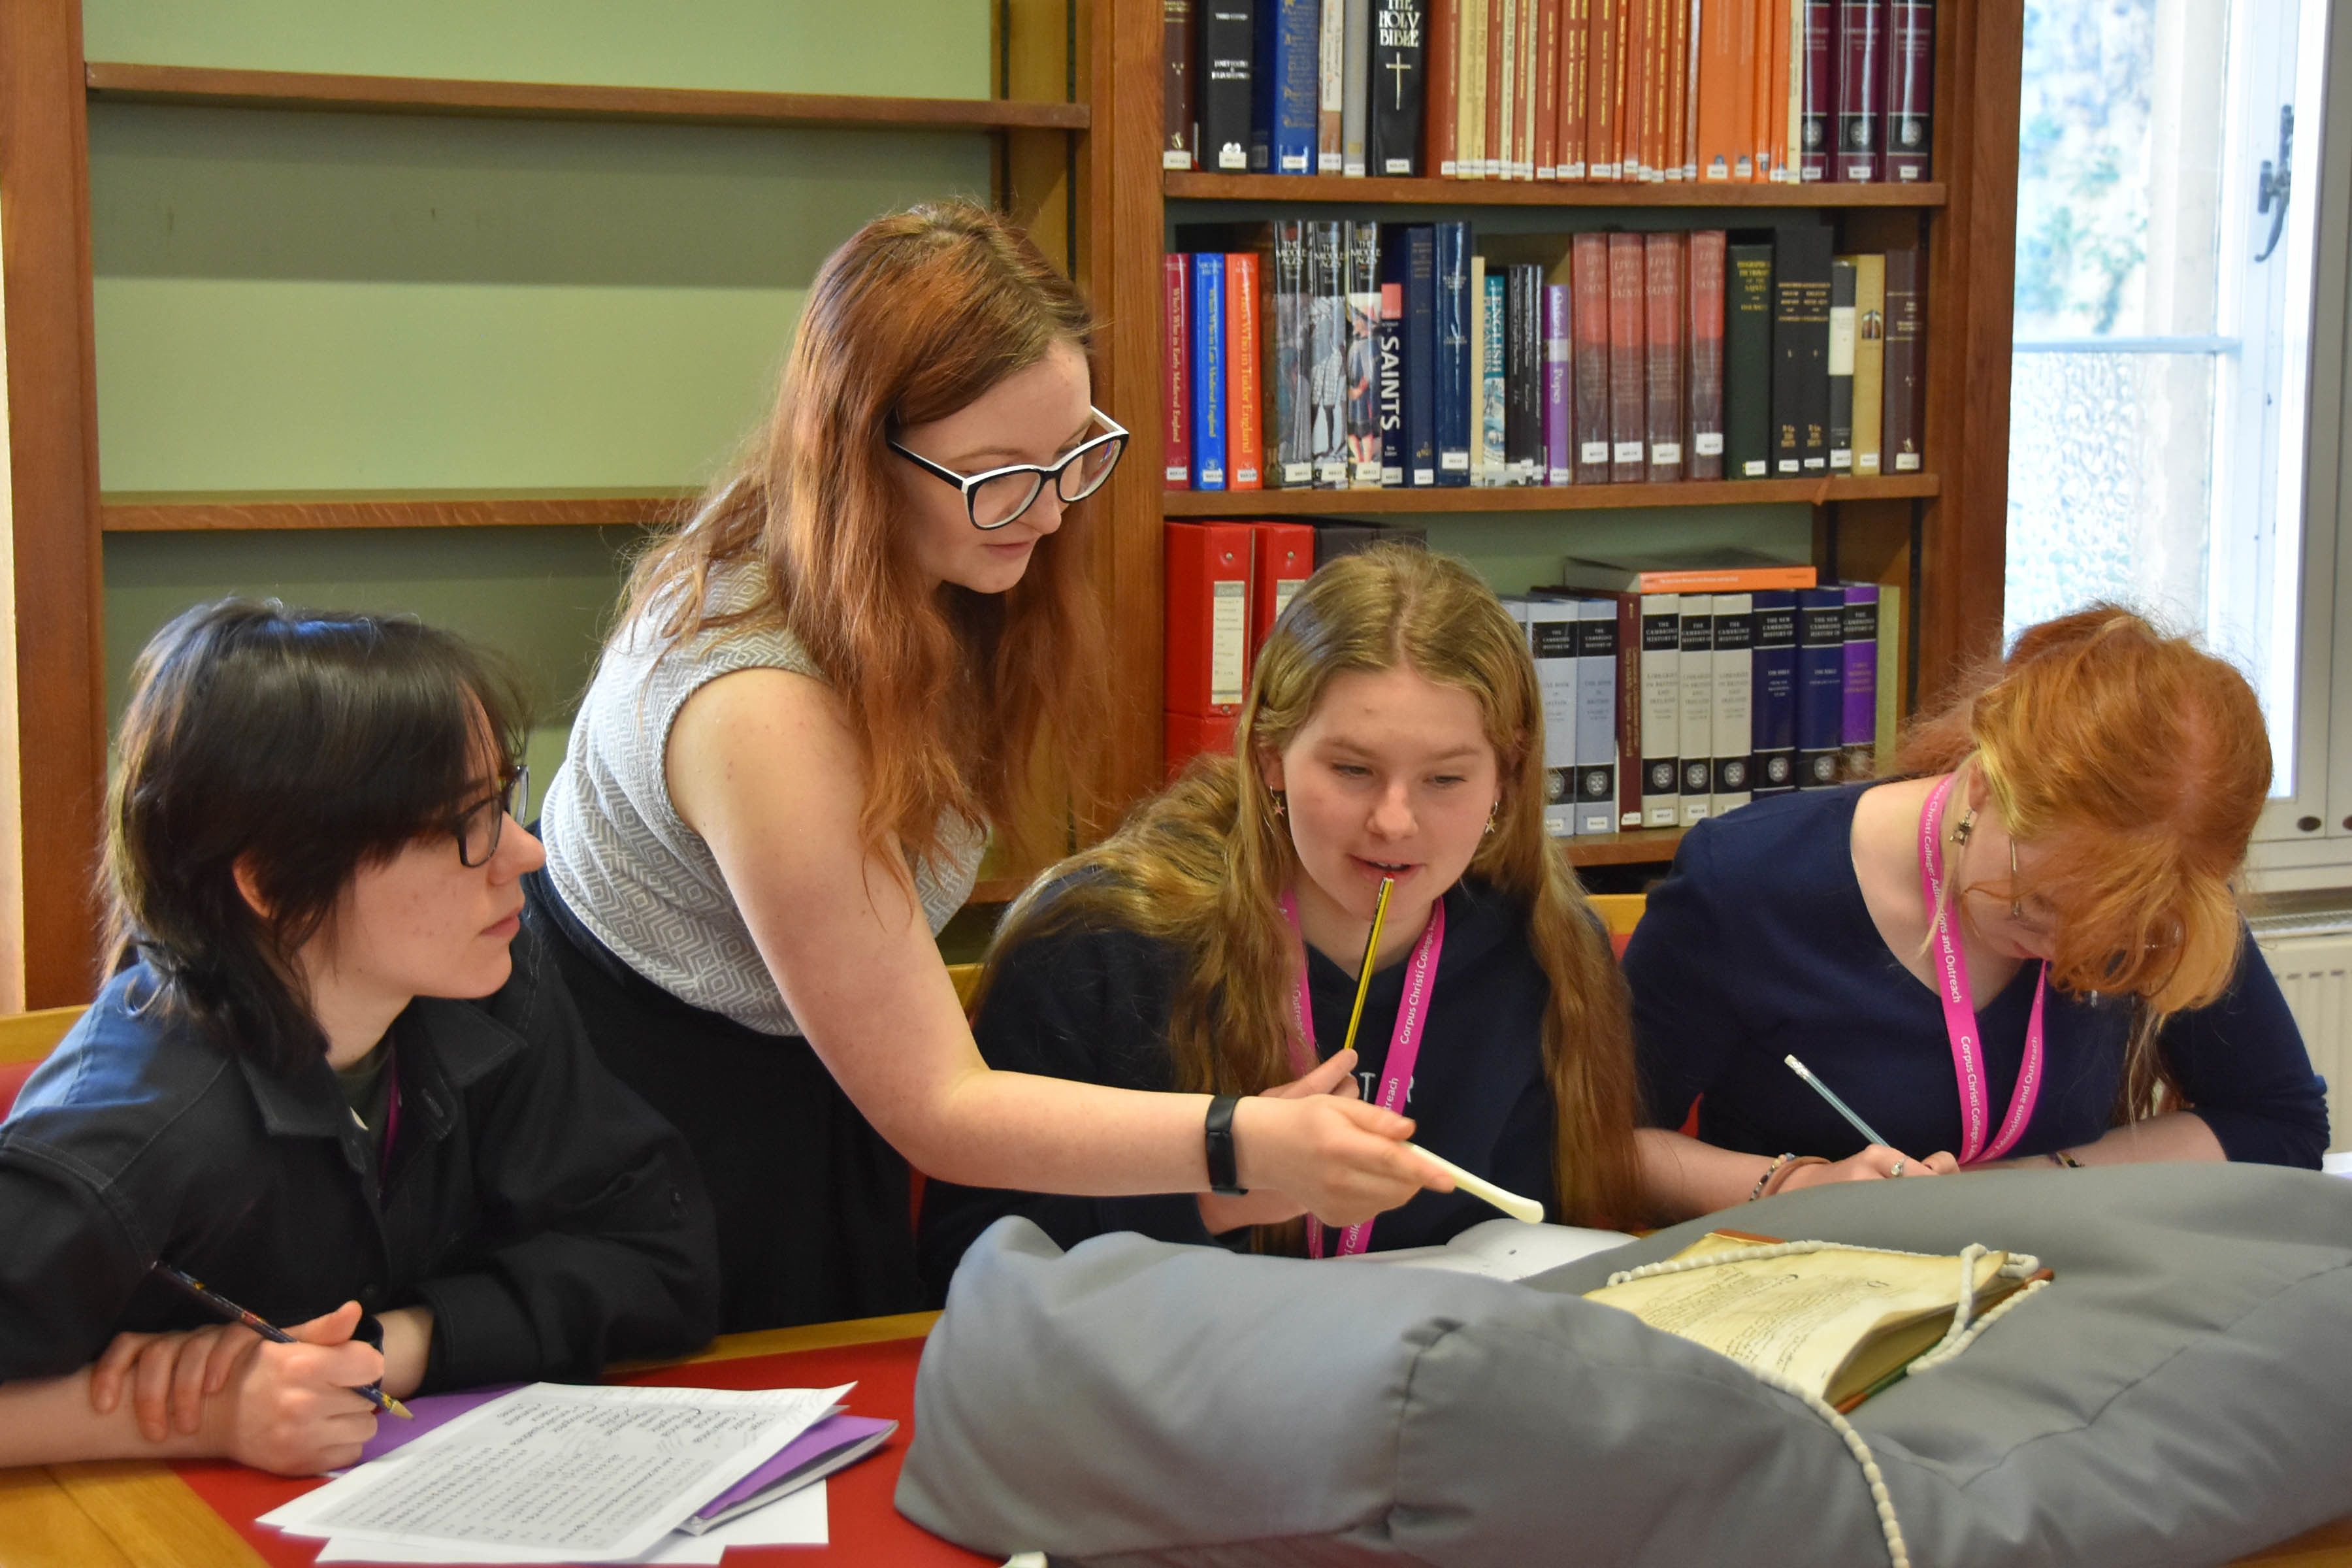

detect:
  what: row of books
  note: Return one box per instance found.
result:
[1165,527,1898,829]
[1165,1,1935,186]
[1166,218,1925,492]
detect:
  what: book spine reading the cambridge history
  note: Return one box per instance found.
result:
[1199,0,1257,172]
[1797,0,1834,182]
[1435,221,1474,485]
[1607,232,1646,483]
[1307,220,1351,486]
[1840,583,1880,780]
[1640,591,1682,826]
[1793,584,1846,788]
[1190,253,1227,490]
[1749,587,1799,796]
[1643,231,1685,482]
[1710,591,1755,817]
[1572,232,1612,483]
[1772,223,1834,474]
[1686,229,1726,482]
[1377,276,1407,483]
[1850,251,1886,475]
[1725,239,1774,479]
[1882,245,1923,472]
[1403,223,1441,485]
[1226,249,1266,489]
[1165,1,1199,169]
[1345,221,1384,484]
[1881,0,1934,182]
[1826,256,1856,473]
[1575,597,1622,836]
[1545,280,1573,485]
[1326,0,1354,172]
[1677,593,1715,826]
[1164,254,1191,488]
[1527,599,1580,836]
[1255,0,1323,174]
[1368,0,1429,176]
[1345,0,1373,175]
[1268,220,1315,485]
[1835,0,1884,181]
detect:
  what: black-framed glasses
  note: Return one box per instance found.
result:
[452,761,529,868]
[887,407,1129,531]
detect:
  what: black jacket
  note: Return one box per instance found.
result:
[0,926,721,1390]
[918,876,1560,1296]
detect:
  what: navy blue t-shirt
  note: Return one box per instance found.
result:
[1625,784,2329,1167]
[916,875,1559,1295]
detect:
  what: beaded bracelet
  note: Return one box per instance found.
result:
[1748,1152,1797,1202]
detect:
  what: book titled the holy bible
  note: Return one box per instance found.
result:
[1585,1230,2050,1411]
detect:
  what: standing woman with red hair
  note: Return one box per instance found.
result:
[526,202,1435,1331]
[1629,606,2330,1218]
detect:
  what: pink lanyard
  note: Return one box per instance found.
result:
[1919,775,2046,1165]
[1277,890,1446,1258]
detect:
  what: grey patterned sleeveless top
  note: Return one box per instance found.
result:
[542,563,983,1036]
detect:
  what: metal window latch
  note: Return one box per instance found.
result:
[2257,105,2294,263]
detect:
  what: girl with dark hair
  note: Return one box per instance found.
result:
[0,600,719,1475]
[530,201,1436,1330]
[919,546,1649,1283]
[1629,606,2330,1216]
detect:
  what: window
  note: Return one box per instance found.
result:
[2006,0,2344,877]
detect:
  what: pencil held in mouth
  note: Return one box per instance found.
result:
[1338,875,1397,1059]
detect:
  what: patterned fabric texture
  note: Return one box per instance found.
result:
[543,563,983,1036]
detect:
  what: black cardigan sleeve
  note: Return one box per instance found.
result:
[410,939,723,1391]
[917,919,1217,1302]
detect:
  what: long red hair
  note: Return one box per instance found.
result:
[1897,605,2271,1115]
[622,201,1105,872]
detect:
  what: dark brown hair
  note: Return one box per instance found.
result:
[105,599,529,1077]
[621,199,1107,873]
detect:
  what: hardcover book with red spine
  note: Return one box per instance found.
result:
[1643,231,1686,482]
[1587,0,1621,178]
[1249,521,1318,646]
[1880,0,1933,182]
[1834,0,1884,180]
[1882,246,1924,472]
[1607,233,1646,482]
[1765,0,1794,180]
[1225,250,1264,490]
[1165,254,1192,489]
[1572,233,1613,482]
[1644,0,1669,180]
[1798,0,1834,180]
[1621,0,1650,178]
[1686,229,1727,480]
[1165,521,1256,718]
[1535,0,1561,177]
[1558,0,1590,178]
[1429,0,1460,174]
[1667,0,1691,180]
[1693,0,1747,178]
[1164,1,1198,169]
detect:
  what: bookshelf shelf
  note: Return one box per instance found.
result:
[1563,828,1685,868]
[1165,172,1948,210]
[83,62,1092,134]
[99,490,698,533]
[1163,474,1939,518]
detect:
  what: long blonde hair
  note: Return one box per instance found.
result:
[620,201,1105,874]
[987,546,1647,1233]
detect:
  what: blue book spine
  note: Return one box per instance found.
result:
[1403,225,1438,487]
[1794,587,1846,788]
[1190,253,1227,491]
[1252,0,1321,175]
[1433,221,1473,485]
[1376,279,1405,485]
[1749,589,1799,796]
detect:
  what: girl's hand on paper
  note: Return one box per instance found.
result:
[216,1300,384,1475]
[1782,1145,1961,1192]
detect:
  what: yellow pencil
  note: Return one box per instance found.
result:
[1339,875,1396,1058]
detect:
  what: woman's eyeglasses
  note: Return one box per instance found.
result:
[453,762,530,868]
[888,407,1129,531]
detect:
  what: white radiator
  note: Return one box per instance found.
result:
[2254,922,2352,1154]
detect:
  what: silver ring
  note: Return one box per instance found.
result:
[1887,1160,1906,1177]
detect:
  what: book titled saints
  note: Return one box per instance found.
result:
[1585,1230,2050,1411]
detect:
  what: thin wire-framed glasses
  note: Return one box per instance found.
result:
[887,406,1130,531]
[453,761,530,868]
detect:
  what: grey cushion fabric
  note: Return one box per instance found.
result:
[897,1164,2352,1567]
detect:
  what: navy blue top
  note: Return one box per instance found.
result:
[1625,784,2330,1168]
[918,875,1559,1294]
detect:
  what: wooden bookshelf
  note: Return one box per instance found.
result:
[1167,172,1947,209]
[1165,475,1940,518]
[83,61,1091,133]
[100,489,698,533]
[1562,828,1687,868]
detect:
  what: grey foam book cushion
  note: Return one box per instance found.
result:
[897,1164,2352,1567]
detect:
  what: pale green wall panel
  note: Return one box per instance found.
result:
[83,0,994,99]
[1423,508,1817,595]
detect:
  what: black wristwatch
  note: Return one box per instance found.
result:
[1205,1094,1247,1196]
